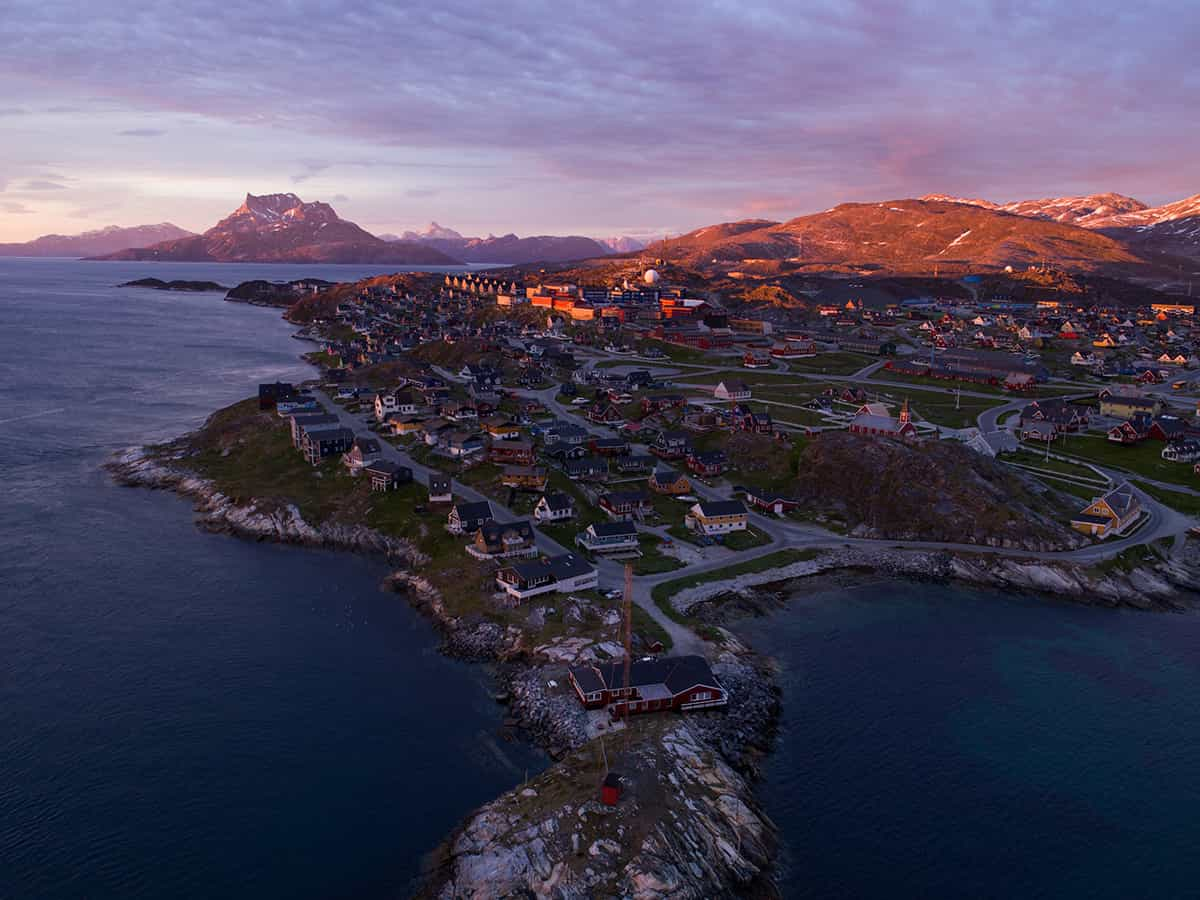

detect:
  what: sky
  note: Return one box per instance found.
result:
[1,0,1198,243]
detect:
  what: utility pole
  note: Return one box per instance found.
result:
[622,561,633,697]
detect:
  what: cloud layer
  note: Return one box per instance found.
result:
[0,0,1197,240]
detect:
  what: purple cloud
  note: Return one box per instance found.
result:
[117,127,166,137]
[0,0,1196,233]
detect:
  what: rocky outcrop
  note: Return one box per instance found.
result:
[420,721,777,899]
[673,548,1196,617]
[106,446,426,564]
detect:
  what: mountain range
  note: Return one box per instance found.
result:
[95,194,460,264]
[0,223,194,258]
[381,222,644,263]
[652,191,1200,275]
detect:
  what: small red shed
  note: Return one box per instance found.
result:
[601,772,621,806]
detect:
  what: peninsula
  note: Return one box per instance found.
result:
[110,249,1200,895]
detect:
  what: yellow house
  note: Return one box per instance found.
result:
[1070,483,1141,538]
[1098,393,1161,419]
[686,500,749,535]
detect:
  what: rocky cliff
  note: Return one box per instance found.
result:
[106,446,426,563]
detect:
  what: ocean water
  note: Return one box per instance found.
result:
[738,579,1200,899]
[0,259,544,898]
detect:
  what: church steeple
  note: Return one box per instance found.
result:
[899,398,910,425]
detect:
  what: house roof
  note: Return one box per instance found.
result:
[590,521,638,537]
[539,492,574,511]
[572,654,722,696]
[693,500,747,518]
[477,520,534,544]
[365,460,409,478]
[454,500,494,522]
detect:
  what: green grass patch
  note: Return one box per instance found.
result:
[651,548,823,622]
[786,352,874,375]
[1049,435,1199,488]
[1132,480,1200,517]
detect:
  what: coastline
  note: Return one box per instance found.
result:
[106,438,785,896]
[106,425,1200,897]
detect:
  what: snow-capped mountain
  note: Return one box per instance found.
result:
[923,191,1200,259]
[598,236,647,253]
[95,194,462,264]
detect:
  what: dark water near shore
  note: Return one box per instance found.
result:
[739,580,1200,899]
[0,259,544,899]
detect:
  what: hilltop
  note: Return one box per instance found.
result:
[94,193,462,265]
[649,198,1145,275]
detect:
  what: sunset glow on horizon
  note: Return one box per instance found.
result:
[1,0,1198,242]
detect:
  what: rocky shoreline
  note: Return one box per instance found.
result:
[105,446,427,565]
[111,435,1198,898]
[670,547,1200,622]
[108,441,788,898]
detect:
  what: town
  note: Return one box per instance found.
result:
[214,259,1200,727]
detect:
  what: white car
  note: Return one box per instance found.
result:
[570,397,590,406]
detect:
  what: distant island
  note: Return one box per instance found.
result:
[121,277,229,292]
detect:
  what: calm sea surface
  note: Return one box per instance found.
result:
[738,579,1200,899]
[0,259,544,899]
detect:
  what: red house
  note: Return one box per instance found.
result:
[488,440,536,465]
[568,655,728,717]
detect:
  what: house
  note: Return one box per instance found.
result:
[588,403,625,426]
[428,475,453,503]
[563,455,609,480]
[533,492,575,523]
[686,450,728,477]
[686,500,749,535]
[590,436,630,457]
[1070,483,1141,538]
[1019,398,1089,434]
[648,468,691,495]
[482,414,521,440]
[1098,390,1162,419]
[1021,420,1059,443]
[961,427,1018,457]
[615,454,656,474]
[289,412,339,448]
[488,439,536,465]
[301,426,355,465]
[495,553,598,601]
[276,395,320,416]
[441,399,479,422]
[258,381,296,410]
[743,350,772,369]
[1107,413,1154,444]
[470,520,537,559]
[732,405,773,435]
[746,491,801,516]
[385,413,426,436]
[713,380,752,401]
[598,490,652,521]
[374,389,419,420]
[1162,439,1200,463]
[365,460,412,492]
[568,655,727,716]
[342,436,382,472]
[641,394,686,415]
[448,500,494,534]
[501,466,549,492]
[651,430,692,459]
[1149,416,1189,442]
[543,422,589,446]
[575,521,640,554]
[848,401,918,440]
[443,431,485,458]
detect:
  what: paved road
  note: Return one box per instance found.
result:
[331,346,1197,661]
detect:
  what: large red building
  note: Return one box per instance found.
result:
[568,655,728,716]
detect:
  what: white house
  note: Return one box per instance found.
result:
[713,380,752,401]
